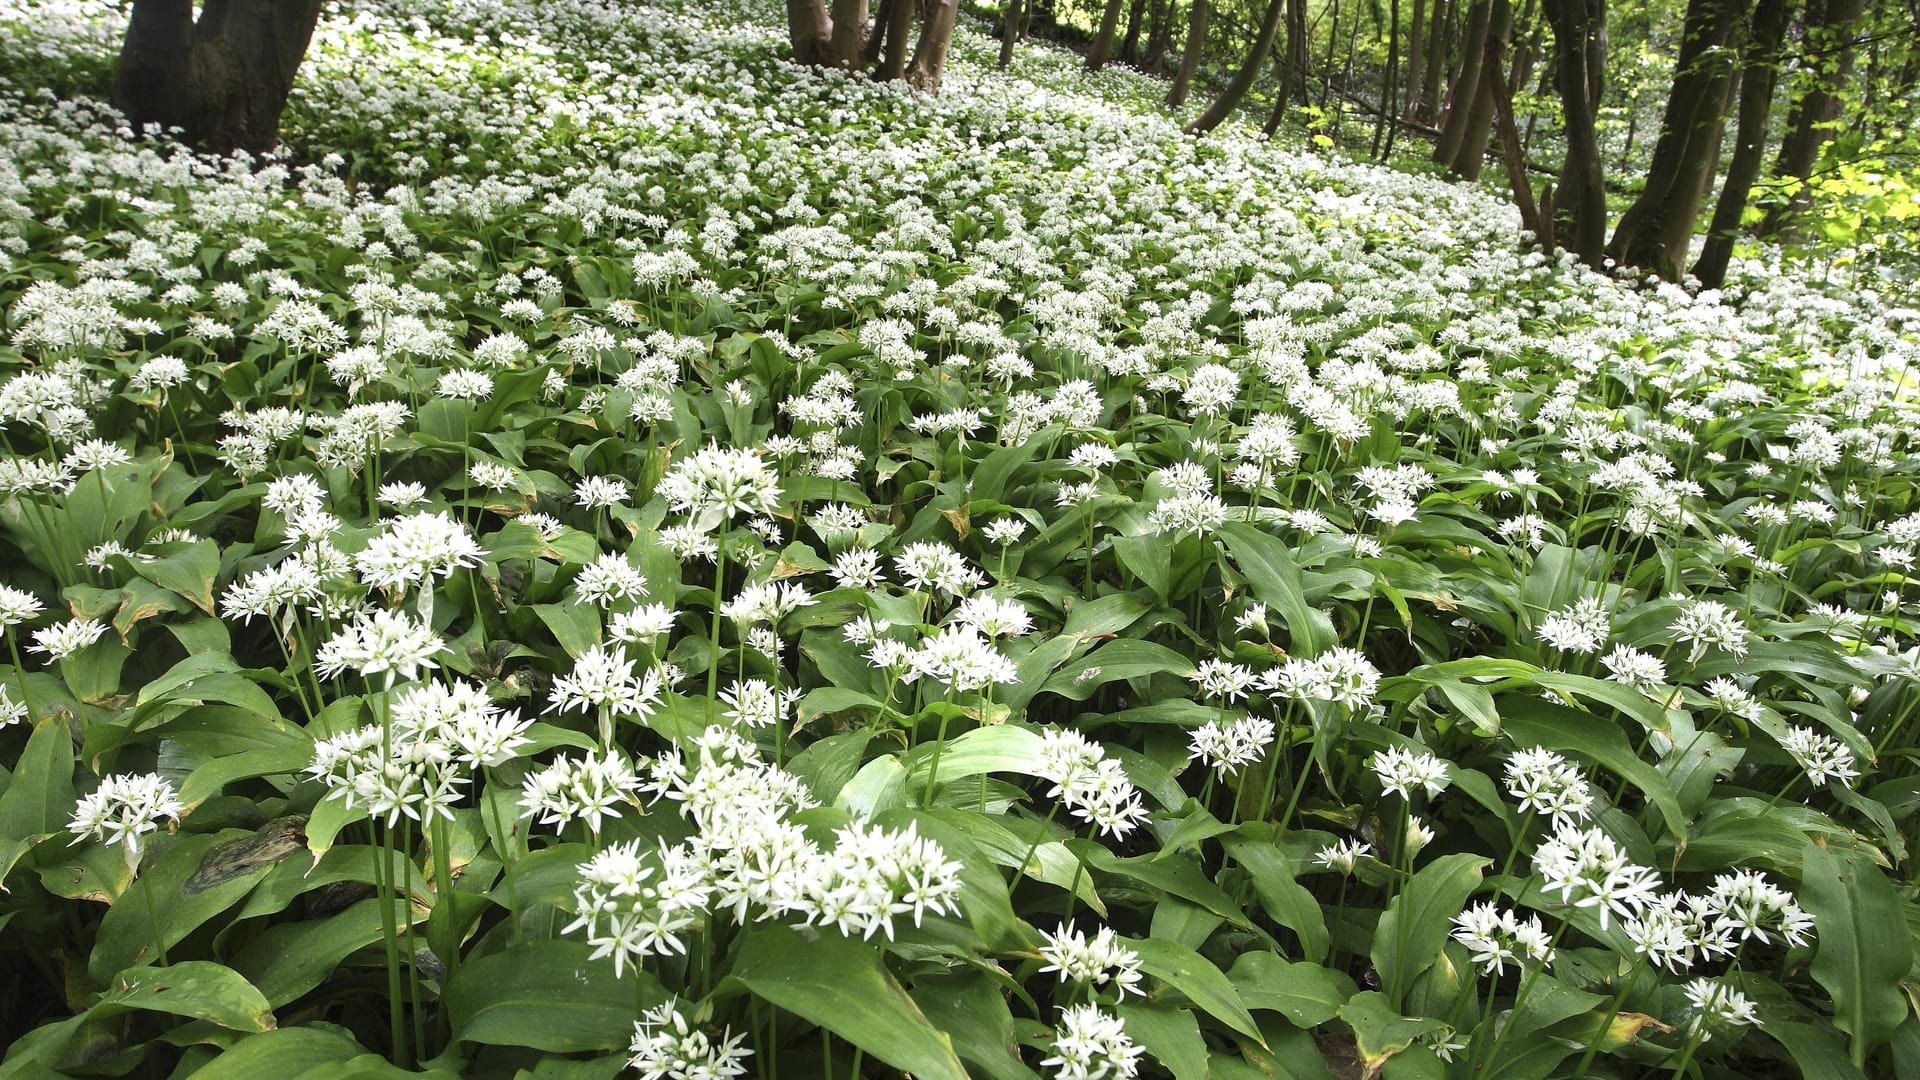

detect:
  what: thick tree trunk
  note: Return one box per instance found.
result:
[1544,0,1608,265]
[785,0,834,64]
[1088,0,1126,70]
[1693,0,1791,286]
[998,0,1023,68]
[1607,0,1747,280]
[877,0,914,80]
[906,0,958,91]
[1121,0,1151,63]
[1756,0,1866,237]
[1187,0,1288,133]
[827,0,868,67]
[1446,0,1511,178]
[114,0,324,156]
[1434,0,1492,162]
[1167,0,1209,107]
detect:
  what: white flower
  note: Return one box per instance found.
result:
[355,511,484,592]
[1041,1004,1144,1080]
[574,475,630,510]
[627,999,750,1080]
[1778,725,1859,788]
[657,443,781,522]
[1451,902,1555,975]
[29,618,108,661]
[1683,978,1760,1037]
[1039,921,1144,999]
[0,584,46,629]
[68,773,185,864]
[1370,746,1451,801]
[1669,599,1750,663]
[1037,728,1149,839]
[1188,714,1274,777]
[1534,823,1663,931]
[1314,837,1372,875]
[1538,596,1609,655]
[1503,747,1594,828]
[314,610,445,683]
[1600,644,1666,695]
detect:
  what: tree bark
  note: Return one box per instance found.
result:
[1187,0,1288,133]
[1122,0,1151,63]
[865,0,895,67]
[1419,0,1454,119]
[1544,0,1608,265]
[1756,0,1867,237]
[906,0,958,91]
[1693,0,1792,285]
[877,0,914,80]
[1088,0,1127,70]
[1373,0,1403,158]
[1434,0,1492,162]
[1447,0,1511,178]
[827,0,868,67]
[785,0,834,65]
[1167,0,1209,107]
[1406,0,1427,115]
[114,0,324,156]
[1607,0,1748,279]
[1488,25,1551,248]
[998,0,1023,67]
[1287,0,1309,103]
[1145,0,1175,72]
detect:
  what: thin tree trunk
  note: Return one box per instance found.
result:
[1488,24,1550,248]
[878,0,913,80]
[1188,0,1288,134]
[1694,0,1792,285]
[1088,0,1126,69]
[1757,0,1867,237]
[114,0,325,155]
[1608,0,1748,279]
[1435,0,1492,165]
[906,0,958,91]
[998,0,1023,67]
[1447,0,1511,177]
[865,0,894,66]
[1374,0,1403,158]
[1122,0,1151,63]
[1168,0,1210,107]
[1406,0,1427,114]
[1544,0,1608,265]
[1321,0,1343,109]
[1145,0,1175,71]
[1420,0,1454,119]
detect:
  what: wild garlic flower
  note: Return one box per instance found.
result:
[566,841,711,977]
[548,644,664,722]
[907,625,1020,693]
[1041,1004,1144,1080]
[520,750,644,834]
[1370,746,1451,801]
[657,443,781,522]
[572,551,650,607]
[719,678,799,729]
[1039,921,1144,999]
[1188,715,1274,777]
[1036,728,1148,839]
[355,511,485,592]
[1777,725,1860,788]
[1600,644,1667,696]
[1451,902,1556,975]
[388,679,533,769]
[982,518,1027,545]
[68,773,185,864]
[627,999,751,1080]
[951,594,1033,638]
[0,684,26,726]
[314,610,445,683]
[1537,596,1610,655]
[1503,748,1594,828]
[1699,870,1815,948]
[1534,823,1663,930]
[894,541,986,597]
[608,603,679,646]
[0,583,46,628]
[1622,893,1734,973]
[794,820,965,941]
[1683,978,1760,1038]
[1314,838,1372,875]
[1266,647,1382,709]
[307,724,460,827]
[29,618,108,661]
[573,475,630,510]
[1190,658,1256,703]
[1669,599,1750,663]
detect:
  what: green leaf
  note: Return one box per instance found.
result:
[912,971,1039,1080]
[132,539,223,615]
[1220,831,1328,960]
[446,940,661,1053]
[728,924,968,1080]
[1039,639,1192,701]
[1802,843,1911,1066]
[1115,1003,1208,1080]
[1371,852,1487,1007]
[194,1027,365,1079]
[1131,936,1264,1045]
[903,725,1047,788]
[96,961,276,1032]
[1498,698,1687,839]
[1219,522,1335,655]
[0,717,77,884]
[227,899,397,1007]
[1227,952,1346,1029]
[1336,992,1444,1078]
[90,826,293,982]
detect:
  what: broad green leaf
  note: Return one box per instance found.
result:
[195,1027,365,1079]
[90,826,293,982]
[729,924,968,1080]
[228,899,398,1007]
[1131,936,1264,1045]
[1802,843,1911,1066]
[96,961,276,1032]
[446,940,661,1052]
[1336,992,1444,1078]
[903,724,1046,788]
[1227,952,1345,1029]
[1115,1002,1208,1080]
[132,539,222,615]
[0,718,77,884]
[1371,853,1487,1006]
[1039,639,1192,701]
[1498,698,1688,840]
[1220,831,1328,959]
[912,971,1039,1080]
[1219,522,1335,656]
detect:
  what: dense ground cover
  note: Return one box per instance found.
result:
[0,1,1918,1077]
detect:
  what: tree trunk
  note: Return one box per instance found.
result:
[1607,0,1747,280]
[1145,0,1175,72]
[1756,0,1867,237]
[1188,0,1288,133]
[1321,0,1342,109]
[1088,0,1126,70]
[906,0,958,91]
[866,0,895,67]
[1167,0,1209,107]
[1447,0,1511,178]
[1544,0,1608,265]
[1488,24,1551,249]
[1288,0,1309,103]
[1373,0,1403,158]
[1419,0,1454,119]
[998,0,1023,67]
[114,0,324,156]
[785,0,835,64]
[1434,0,1491,162]
[1122,0,1151,63]
[1693,0,1791,286]
[877,0,914,80]
[1406,0,1427,115]
[828,0,868,67]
